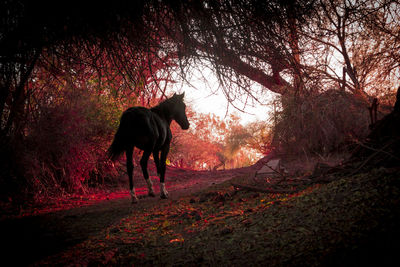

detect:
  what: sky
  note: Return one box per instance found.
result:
[185,88,271,124]
[167,68,275,125]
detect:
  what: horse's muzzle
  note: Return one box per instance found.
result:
[182,123,190,130]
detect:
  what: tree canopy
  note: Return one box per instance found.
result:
[2,0,400,137]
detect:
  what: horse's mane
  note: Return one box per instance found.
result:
[151,96,177,114]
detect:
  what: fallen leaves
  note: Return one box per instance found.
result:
[169,238,184,243]
[35,168,400,266]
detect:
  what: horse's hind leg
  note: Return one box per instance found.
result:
[140,150,155,197]
[153,150,161,177]
[126,146,138,203]
[159,144,170,199]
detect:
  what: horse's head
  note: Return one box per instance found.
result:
[171,92,190,130]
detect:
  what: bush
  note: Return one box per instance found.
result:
[0,137,30,202]
[21,89,121,198]
[272,90,371,156]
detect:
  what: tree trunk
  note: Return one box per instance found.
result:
[288,12,303,96]
[3,49,41,136]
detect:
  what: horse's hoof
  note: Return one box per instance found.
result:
[131,197,139,204]
[148,191,156,197]
[160,193,168,199]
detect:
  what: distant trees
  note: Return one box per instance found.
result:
[170,112,265,170]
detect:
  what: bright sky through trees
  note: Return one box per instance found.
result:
[168,68,274,124]
[185,87,272,124]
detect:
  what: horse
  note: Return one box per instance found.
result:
[107,93,190,203]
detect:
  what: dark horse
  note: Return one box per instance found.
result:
[108,93,189,203]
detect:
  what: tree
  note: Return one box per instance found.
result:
[0,0,320,140]
[299,0,400,100]
[4,0,400,138]
[0,0,178,138]
[169,111,224,169]
[2,0,400,165]
[247,121,274,155]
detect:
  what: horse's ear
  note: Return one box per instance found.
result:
[176,92,184,100]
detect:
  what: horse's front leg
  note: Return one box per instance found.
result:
[159,144,170,199]
[140,150,155,197]
[126,146,138,203]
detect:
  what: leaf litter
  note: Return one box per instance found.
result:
[35,167,400,266]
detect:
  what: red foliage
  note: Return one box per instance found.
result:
[169,112,264,170]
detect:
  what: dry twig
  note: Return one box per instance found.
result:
[231,183,299,194]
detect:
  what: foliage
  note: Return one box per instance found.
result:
[0,28,172,200]
[3,0,400,141]
[23,89,119,196]
[170,112,263,170]
[246,120,274,155]
[169,112,221,169]
[272,90,373,156]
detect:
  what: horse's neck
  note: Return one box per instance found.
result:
[151,104,173,125]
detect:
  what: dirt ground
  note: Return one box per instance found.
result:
[0,165,256,266]
[2,157,400,266]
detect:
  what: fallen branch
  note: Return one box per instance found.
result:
[231,183,299,194]
[309,175,341,184]
[261,164,287,179]
[350,141,394,175]
[353,139,400,162]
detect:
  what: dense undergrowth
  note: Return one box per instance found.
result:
[37,167,400,266]
[0,90,121,204]
[272,90,372,156]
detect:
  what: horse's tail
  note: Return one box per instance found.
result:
[107,124,126,162]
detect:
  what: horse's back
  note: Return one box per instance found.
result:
[120,107,165,150]
[123,106,150,120]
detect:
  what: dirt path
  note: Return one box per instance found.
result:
[0,166,255,266]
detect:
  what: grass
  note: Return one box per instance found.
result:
[36,168,400,266]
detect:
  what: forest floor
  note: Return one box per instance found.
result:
[0,163,255,266]
[1,159,400,266]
